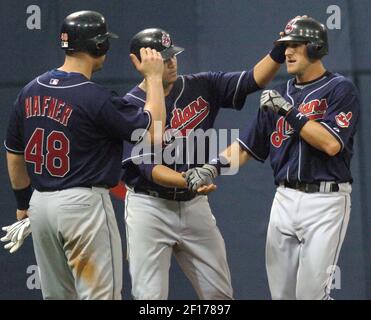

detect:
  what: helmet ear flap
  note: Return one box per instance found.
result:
[83,38,109,57]
[95,38,110,56]
[306,42,325,61]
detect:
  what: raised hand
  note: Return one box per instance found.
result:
[130,47,164,78]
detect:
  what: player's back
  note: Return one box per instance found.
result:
[6,69,125,191]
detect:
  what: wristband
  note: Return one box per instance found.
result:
[13,185,33,210]
[285,108,309,133]
[269,43,286,64]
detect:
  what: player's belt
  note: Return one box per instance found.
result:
[133,187,196,201]
[281,181,340,193]
[36,184,110,192]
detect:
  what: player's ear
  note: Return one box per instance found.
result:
[130,53,140,70]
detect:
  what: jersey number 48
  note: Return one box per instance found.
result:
[24,128,70,177]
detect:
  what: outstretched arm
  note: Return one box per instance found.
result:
[152,165,217,194]
[151,165,187,189]
[184,142,252,193]
[219,141,252,171]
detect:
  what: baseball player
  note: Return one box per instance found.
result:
[121,27,287,299]
[4,11,166,299]
[185,17,360,300]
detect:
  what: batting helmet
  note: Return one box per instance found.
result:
[60,11,118,57]
[275,17,328,60]
[130,28,184,61]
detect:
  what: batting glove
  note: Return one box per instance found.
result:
[1,218,31,253]
[260,90,293,116]
[184,164,218,193]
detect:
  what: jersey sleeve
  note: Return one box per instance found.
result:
[198,70,260,110]
[96,96,151,143]
[5,94,25,154]
[137,163,156,181]
[122,139,156,181]
[237,108,271,162]
[319,80,360,151]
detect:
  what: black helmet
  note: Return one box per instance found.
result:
[276,17,328,60]
[60,10,118,57]
[130,28,184,60]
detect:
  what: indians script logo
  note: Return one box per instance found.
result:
[298,99,328,120]
[271,117,294,148]
[271,99,329,148]
[164,96,210,145]
[335,111,352,128]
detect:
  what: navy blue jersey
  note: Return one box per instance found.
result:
[238,72,360,185]
[5,69,151,191]
[122,70,260,192]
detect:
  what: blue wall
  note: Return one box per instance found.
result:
[0,0,370,299]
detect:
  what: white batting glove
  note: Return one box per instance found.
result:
[1,218,31,253]
[260,90,293,116]
[185,164,218,193]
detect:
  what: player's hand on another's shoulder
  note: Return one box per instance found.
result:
[260,90,293,116]
[130,47,164,78]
